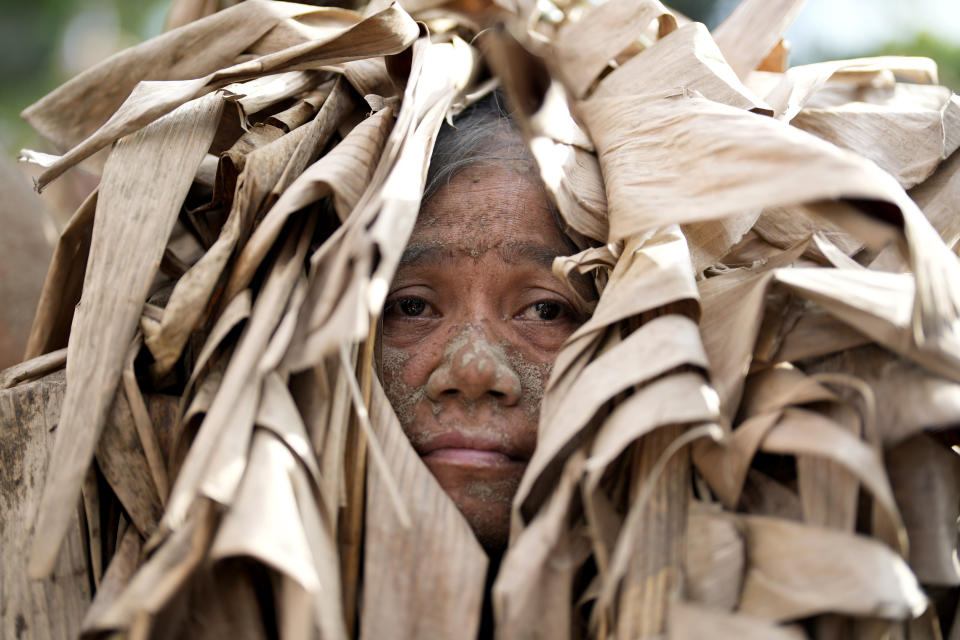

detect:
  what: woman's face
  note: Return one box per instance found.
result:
[381,163,588,550]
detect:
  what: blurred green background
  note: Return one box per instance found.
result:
[0,0,169,150]
[0,0,958,151]
[670,0,960,88]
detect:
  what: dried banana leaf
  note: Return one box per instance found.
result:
[668,601,806,639]
[30,93,223,577]
[885,435,960,586]
[738,516,927,621]
[22,1,318,151]
[553,0,677,99]
[362,380,487,640]
[792,85,960,188]
[28,2,418,190]
[911,147,960,252]
[588,22,770,113]
[23,190,97,359]
[711,0,807,79]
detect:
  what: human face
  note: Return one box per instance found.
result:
[380,163,589,551]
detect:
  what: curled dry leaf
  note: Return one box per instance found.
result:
[363,380,488,640]
[738,515,928,621]
[26,2,419,190]
[668,601,807,640]
[553,0,677,99]
[792,84,960,189]
[711,0,807,80]
[683,505,745,611]
[22,1,316,151]
[885,435,960,587]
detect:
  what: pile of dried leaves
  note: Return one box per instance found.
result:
[2,0,959,638]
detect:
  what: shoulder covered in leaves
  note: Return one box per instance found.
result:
[2,0,960,638]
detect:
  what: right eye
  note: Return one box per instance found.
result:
[387,296,429,317]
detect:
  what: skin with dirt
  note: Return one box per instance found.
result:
[379,163,590,550]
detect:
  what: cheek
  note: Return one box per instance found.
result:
[379,345,429,427]
[503,348,553,440]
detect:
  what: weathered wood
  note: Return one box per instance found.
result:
[1,367,181,639]
[0,370,91,639]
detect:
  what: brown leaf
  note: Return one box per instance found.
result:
[668,601,806,639]
[226,104,394,304]
[911,146,960,252]
[147,79,351,376]
[886,435,960,586]
[738,515,927,621]
[494,451,589,640]
[684,505,745,611]
[23,189,97,359]
[711,0,807,80]
[29,93,223,578]
[0,371,91,638]
[588,22,770,113]
[361,380,488,640]
[28,2,419,190]
[22,1,317,151]
[210,429,346,640]
[164,213,314,532]
[553,0,677,99]
[792,85,960,188]
[766,55,939,121]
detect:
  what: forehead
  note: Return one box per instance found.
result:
[412,164,568,255]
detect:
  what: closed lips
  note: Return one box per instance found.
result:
[416,431,530,464]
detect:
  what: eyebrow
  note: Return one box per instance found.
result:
[496,242,563,268]
[398,243,448,268]
[397,241,564,270]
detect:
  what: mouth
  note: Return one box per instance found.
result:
[417,431,529,468]
[423,448,517,467]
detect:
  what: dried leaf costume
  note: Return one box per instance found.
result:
[3,0,960,638]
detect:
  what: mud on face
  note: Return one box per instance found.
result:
[378,162,589,551]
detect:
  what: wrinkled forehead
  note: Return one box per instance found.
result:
[412,164,570,258]
[399,239,565,270]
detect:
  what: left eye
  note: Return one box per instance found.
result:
[519,300,575,323]
[533,301,564,321]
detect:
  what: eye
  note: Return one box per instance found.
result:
[513,296,584,351]
[533,301,563,321]
[388,296,429,317]
[518,299,577,323]
[381,292,438,343]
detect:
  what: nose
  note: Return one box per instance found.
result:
[425,325,522,405]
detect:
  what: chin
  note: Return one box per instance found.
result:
[424,458,523,553]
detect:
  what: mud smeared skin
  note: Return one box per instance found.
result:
[464,478,520,503]
[378,163,590,551]
[380,324,554,550]
[383,325,549,430]
[380,347,428,426]
[504,343,549,419]
[427,324,522,409]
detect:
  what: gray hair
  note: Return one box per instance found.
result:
[423,92,538,202]
[422,92,591,256]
